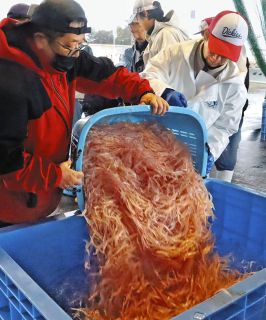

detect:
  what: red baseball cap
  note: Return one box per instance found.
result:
[208,10,248,62]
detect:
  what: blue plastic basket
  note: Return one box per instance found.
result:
[0,180,265,320]
[75,105,208,211]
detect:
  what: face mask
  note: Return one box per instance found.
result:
[52,54,77,72]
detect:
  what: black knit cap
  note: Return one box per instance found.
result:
[31,0,91,34]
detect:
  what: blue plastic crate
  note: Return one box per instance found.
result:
[74,105,208,211]
[0,180,265,320]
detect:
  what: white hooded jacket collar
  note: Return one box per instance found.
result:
[147,11,184,40]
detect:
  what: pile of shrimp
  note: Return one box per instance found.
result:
[78,121,244,320]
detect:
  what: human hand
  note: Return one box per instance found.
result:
[140,92,169,115]
[59,160,84,189]
[161,88,187,107]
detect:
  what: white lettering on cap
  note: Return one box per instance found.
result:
[211,12,248,46]
[222,27,242,39]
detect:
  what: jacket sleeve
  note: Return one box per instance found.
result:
[150,27,188,59]
[74,52,154,103]
[118,47,134,70]
[76,66,154,104]
[142,45,177,96]
[0,69,28,173]
[1,151,62,192]
[0,60,51,174]
[0,60,61,192]
[207,82,247,159]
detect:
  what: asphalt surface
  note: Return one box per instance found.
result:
[233,82,266,193]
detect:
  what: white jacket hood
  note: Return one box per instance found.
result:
[151,10,188,39]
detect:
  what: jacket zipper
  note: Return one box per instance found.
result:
[50,76,71,136]
[53,106,70,137]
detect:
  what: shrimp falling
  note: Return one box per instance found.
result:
[79,122,244,320]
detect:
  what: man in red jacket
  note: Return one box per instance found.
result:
[0,0,168,224]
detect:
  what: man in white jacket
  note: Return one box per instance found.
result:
[130,0,189,66]
[142,10,249,164]
[196,16,250,182]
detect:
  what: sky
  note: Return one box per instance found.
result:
[1,0,265,62]
[1,0,264,36]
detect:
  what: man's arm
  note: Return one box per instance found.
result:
[0,60,51,174]
[150,27,188,60]
[117,47,134,70]
[75,52,168,114]
[141,45,177,96]
[0,60,64,192]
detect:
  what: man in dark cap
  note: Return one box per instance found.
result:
[0,0,168,225]
[7,3,30,20]
[7,3,38,23]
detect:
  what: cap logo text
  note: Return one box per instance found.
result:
[222,27,242,39]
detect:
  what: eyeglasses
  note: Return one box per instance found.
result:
[55,41,88,56]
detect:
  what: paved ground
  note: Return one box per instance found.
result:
[56,81,266,215]
[233,82,266,193]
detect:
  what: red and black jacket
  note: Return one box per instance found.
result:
[0,19,154,223]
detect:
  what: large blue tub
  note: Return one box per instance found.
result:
[0,180,265,320]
